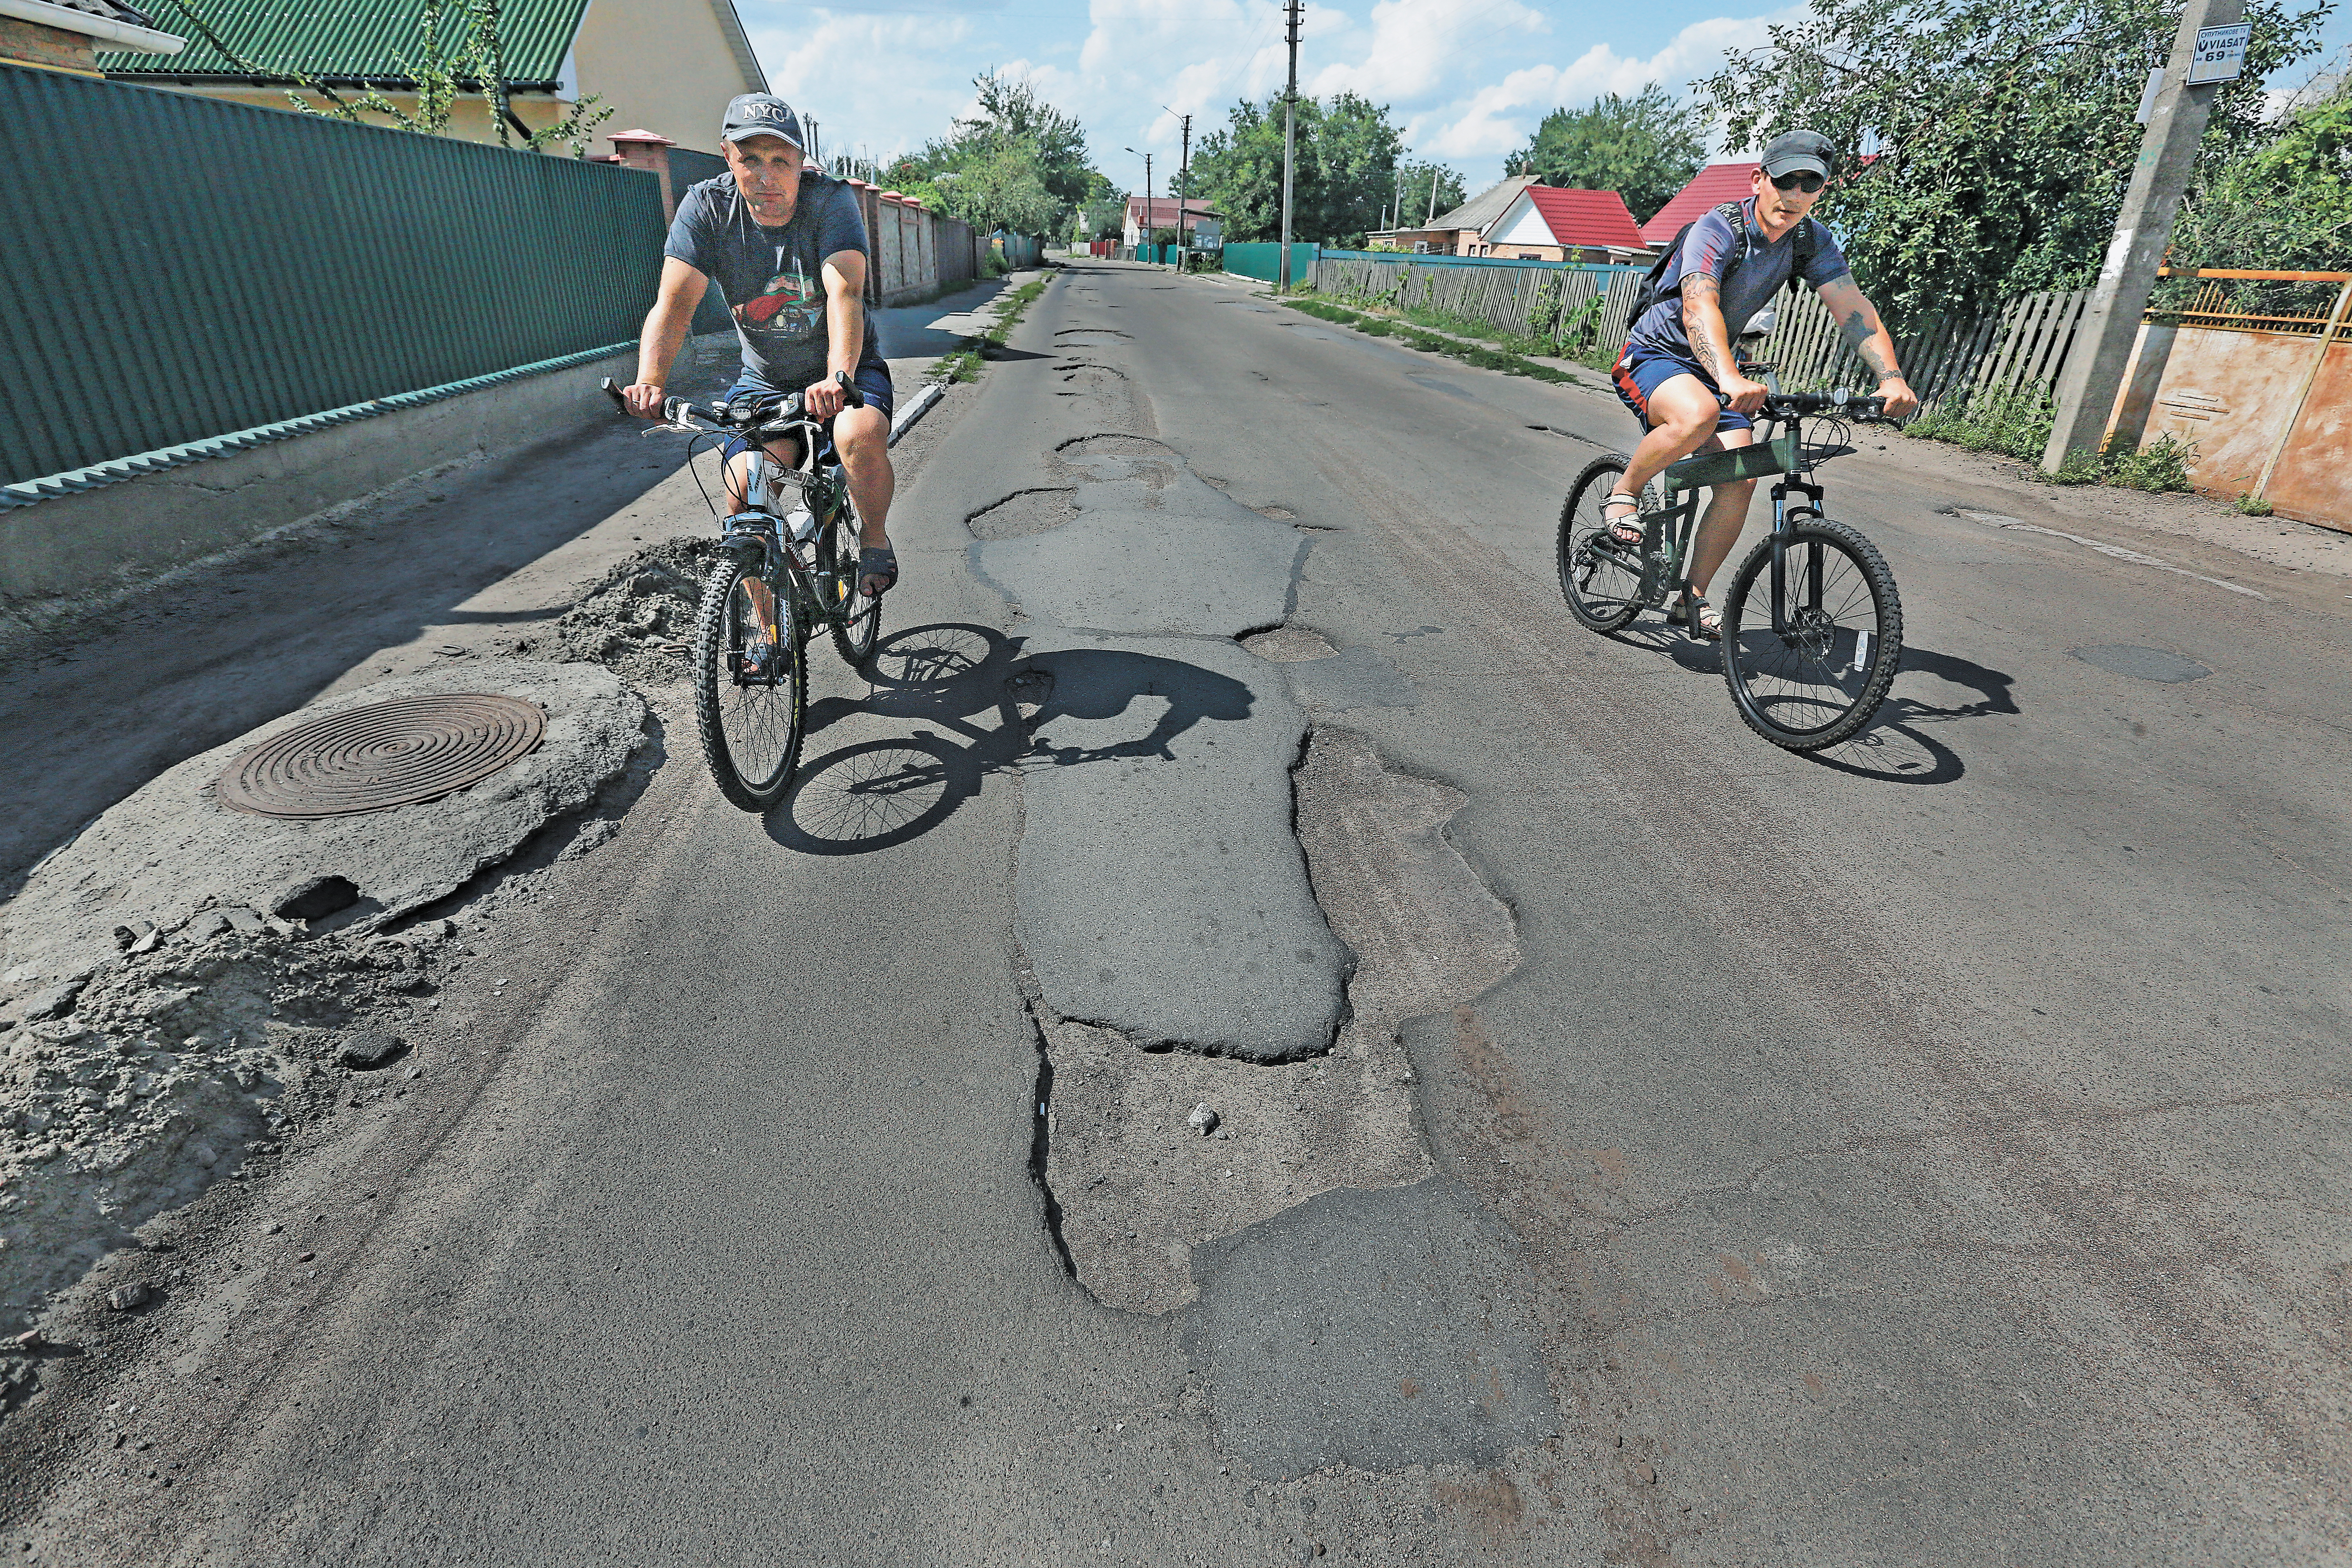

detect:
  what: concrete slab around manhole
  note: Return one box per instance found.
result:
[2071,644,2212,683]
[1185,1179,1557,1477]
[0,659,646,988]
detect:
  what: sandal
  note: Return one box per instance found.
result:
[1667,591,1722,642]
[858,541,898,598]
[1600,493,1643,549]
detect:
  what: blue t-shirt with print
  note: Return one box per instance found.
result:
[664,171,891,394]
[1626,198,1850,366]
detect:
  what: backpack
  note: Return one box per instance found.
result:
[1632,200,1819,329]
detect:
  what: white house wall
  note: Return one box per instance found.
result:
[1488,194,1558,248]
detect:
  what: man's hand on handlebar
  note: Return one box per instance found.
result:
[1876,376,1920,420]
[620,381,667,419]
[1721,371,1770,416]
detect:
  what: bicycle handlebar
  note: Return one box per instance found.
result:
[1713,388,1893,422]
[599,371,865,432]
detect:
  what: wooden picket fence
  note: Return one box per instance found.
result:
[1312,254,1644,350]
[1748,285,2094,410]
[1309,251,2094,412]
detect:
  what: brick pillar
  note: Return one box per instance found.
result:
[607,129,677,220]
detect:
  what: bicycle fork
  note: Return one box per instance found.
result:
[1765,475,1824,640]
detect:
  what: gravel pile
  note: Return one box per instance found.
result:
[510,534,723,683]
[0,912,458,1327]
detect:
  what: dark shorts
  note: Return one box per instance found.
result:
[717,362,895,464]
[1609,343,1753,435]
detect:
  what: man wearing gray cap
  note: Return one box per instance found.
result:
[624,94,900,598]
[1601,129,1916,640]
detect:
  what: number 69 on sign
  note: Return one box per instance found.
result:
[2189,22,2250,83]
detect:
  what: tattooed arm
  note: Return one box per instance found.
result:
[1815,272,1919,416]
[1681,273,1768,414]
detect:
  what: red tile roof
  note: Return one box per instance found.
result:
[1521,187,1648,250]
[1640,163,1757,245]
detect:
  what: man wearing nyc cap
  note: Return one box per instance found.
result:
[1603,129,1917,640]
[623,94,900,598]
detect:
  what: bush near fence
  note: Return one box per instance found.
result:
[0,65,670,494]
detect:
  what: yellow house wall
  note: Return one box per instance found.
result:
[568,0,760,154]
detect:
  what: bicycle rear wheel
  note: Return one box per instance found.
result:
[824,497,884,668]
[1720,518,1902,751]
[1557,455,1645,633]
[693,554,807,811]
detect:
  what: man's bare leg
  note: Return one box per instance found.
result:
[1687,471,1758,599]
[829,405,894,548]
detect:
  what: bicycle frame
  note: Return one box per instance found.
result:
[722,422,854,636]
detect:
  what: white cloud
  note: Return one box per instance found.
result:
[739,1,1809,190]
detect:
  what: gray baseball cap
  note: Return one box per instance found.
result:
[1760,129,1836,179]
[721,94,805,149]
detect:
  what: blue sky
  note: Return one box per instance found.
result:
[735,0,2351,197]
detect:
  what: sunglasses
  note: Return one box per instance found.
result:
[1770,170,1827,194]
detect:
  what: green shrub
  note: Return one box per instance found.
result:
[1906,384,2055,461]
[2049,449,2105,485]
[2107,433,2196,492]
[2234,492,2274,516]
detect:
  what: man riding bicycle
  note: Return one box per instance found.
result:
[621,94,899,604]
[1605,129,1917,640]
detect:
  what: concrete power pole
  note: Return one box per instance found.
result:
[1163,107,1192,258]
[1279,0,1301,290]
[2042,0,2249,470]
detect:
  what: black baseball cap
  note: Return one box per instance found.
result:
[721,94,805,149]
[1759,129,1836,179]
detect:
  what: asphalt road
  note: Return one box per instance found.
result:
[13,261,2351,1566]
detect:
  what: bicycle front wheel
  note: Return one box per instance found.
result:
[824,499,884,668]
[693,555,807,811]
[1720,519,1902,751]
[1557,455,1644,633]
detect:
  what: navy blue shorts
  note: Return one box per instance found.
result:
[1609,344,1752,435]
[718,362,895,463]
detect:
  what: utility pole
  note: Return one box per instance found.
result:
[1163,106,1194,256]
[1426,167,1440,224]
[2042,0,2249,470]
[1279,0,1301,290]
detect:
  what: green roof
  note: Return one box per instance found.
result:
[99,0,591,87]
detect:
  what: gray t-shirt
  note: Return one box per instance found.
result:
[1626,198,1849,365]
[664,171,887,392]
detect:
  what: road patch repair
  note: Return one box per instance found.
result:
[0,658,645,1339]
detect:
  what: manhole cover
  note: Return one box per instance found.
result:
[217,694,546,817]
[2071,645,2211,683]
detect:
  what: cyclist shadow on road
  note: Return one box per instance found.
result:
[1624,625,2016,786]
[769,622,1255,855]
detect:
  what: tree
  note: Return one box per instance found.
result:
[1695,0,2328,326]
[890,69,1103,235]
[2169,71,2352,273]
[155,0,610,155]
[1396,160,1468,224]
[1192,92,1417,246]
[1503,85,1705,222]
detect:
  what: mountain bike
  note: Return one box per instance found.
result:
[1557,390,1904,752]
[602,374,883,811]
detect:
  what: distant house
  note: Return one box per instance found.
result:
[0,0,183,75]
[96,0,766,155]
[1368,174,1535,255]
[1640,163,1762,249]
[1368,174,1651,262]
[1481,186,1650,264]
[1124,196,1217,249]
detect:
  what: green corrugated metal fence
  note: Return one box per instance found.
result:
[0,64,666,490]
[1222,242,1319,283]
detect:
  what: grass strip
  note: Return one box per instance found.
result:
[928,275,1052,386]
[1281,296,1579,385]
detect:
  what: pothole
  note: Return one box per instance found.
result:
[1254,505,1297,521]
[1054,329,1131,346]
[1054,434,1169,459]
[968,488,1080,541]
[1032,727,1520,1314]
[1242,625,1339,663]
